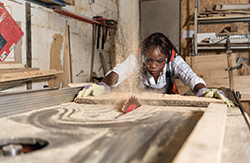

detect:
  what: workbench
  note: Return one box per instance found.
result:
[0,88,249,163]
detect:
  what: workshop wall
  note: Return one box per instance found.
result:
[1,0,139,92]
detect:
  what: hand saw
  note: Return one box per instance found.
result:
[113,95,141,119]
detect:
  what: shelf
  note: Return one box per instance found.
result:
[198,15,250,24]
[197,46,250,50]
[193,1,250,55]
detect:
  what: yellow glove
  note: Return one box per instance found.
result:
[75,82,110,100]
[196,88,235,107]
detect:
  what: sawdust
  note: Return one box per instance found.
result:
[113,0,140,97]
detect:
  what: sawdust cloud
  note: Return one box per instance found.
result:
[113,0,142,97]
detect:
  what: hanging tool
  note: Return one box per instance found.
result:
[101,18,107,49]
[113,95,141,119]
[93,16,103,49]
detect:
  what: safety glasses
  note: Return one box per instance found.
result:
[144,57,167,66]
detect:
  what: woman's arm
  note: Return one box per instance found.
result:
[102,54,138,87]
[194,83,206,92]
[101,71,119,86]
[172,55,206,92]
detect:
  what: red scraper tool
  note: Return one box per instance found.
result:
[113,95,141,119]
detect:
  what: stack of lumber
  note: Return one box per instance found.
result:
[185,54,250,101]
[198,4,250,18]
[0,62,63,90]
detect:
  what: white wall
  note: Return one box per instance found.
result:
[1,0,139,92]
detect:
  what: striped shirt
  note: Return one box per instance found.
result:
[106,53,206,91]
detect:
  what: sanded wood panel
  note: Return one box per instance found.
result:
[186,54,229,78]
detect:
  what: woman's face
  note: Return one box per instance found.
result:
[144,47,167,79]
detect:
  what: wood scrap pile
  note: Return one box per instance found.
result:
[0,62,63,90]
[198,4,250,18]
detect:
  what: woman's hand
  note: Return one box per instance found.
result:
[196,88,235,107]
[74,82,110,100]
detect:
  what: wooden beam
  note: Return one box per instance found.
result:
[75,92,224,107]
[0,63,26,69]
[90,23,97,81]
[49,34,63,87]
[99,52,108,75]
[173,103,227,163]
[63,23,72,87]
[26,2,32,90]
[0,68,39,73]
[14,21,22,63]
[0,69,63,83]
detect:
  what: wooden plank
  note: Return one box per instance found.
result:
[99,52,108,75]
[75,92,224,108]
[202,77,229,88]
[234,76,250,93]
[173,103,227,163]
[48,34,63,88]
[0,76,55,91]
[90,24,97,81]
[63,23,72,87]
[221,105,250,163]
[186,54,228,64]
[0,63,26,69]
[0,69,63,83]
[186,54,228,78]
[0,68,39,73]
[240,93,250,101]
[14,21,22,63]
[26,2,32,90]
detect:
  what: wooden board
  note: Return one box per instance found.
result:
[75,92,224,108]
[0,68,39,73]
[173,103,227,163]
[0,63,26,69]
[14,21,22,63]
[49,34,63,88]
[99,52,108,75]
[0,69,63,83]
[234,76,250,93]
[63,23,72,87]
[186,54,228,78]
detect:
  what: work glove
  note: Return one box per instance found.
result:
[196,88,235,107]
[75,82,110,99]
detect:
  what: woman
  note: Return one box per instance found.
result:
[76,33,234,106]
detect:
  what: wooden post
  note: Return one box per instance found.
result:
[90,23,96,81]
[14,21,22,63]
[99,52,108,75]
[25,2,32,90]
[63,22,72,87]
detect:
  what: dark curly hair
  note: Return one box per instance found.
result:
[140,32,178,61]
